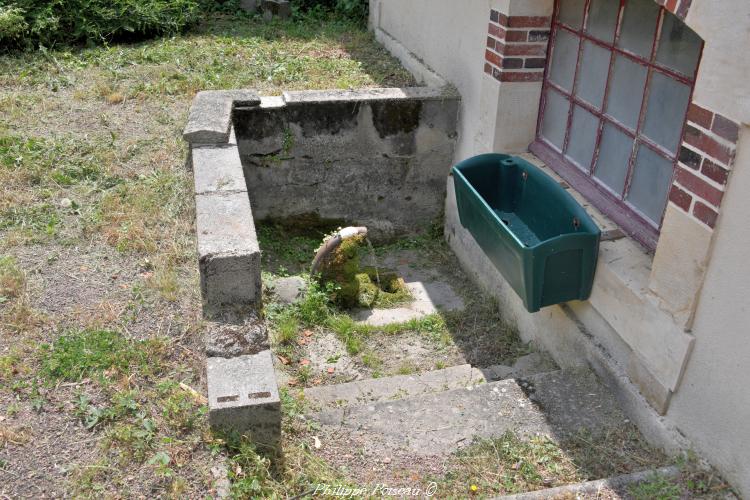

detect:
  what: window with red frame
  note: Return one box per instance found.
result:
[530,0,703,249]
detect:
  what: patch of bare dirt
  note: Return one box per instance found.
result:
[0,394,100,499]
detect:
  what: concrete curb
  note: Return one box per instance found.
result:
[493,466,681,499]
[194,157,261,316]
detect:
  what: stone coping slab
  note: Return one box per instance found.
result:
[281,86,458,105]
[183,90,261,144]
[207,351,281,446]
[192,144,247,195]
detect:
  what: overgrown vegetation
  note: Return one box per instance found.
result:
[442,426,672,497]
[292,0,368,25]
[629,473,683,500]
[38,329,167,382]
[447,431,580,496]
[0,0,233,49]
[267,277,448,356]
[0,0,370,50]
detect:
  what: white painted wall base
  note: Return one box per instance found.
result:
[444,176,688,454]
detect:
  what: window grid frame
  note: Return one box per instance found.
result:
[531,0,703,250]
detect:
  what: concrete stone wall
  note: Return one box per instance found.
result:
[185,90,264,316]
[668,125,750,496]
[233,88,459,238]
[370,0,494,159]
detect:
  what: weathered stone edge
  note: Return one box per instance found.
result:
[282,86,460,105]
[193,135,261,314]
[183,89,261,144]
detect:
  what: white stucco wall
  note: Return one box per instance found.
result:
[373,0,750,496]
[668,125,750,497]
[687,0,750,124]
[371,0,494,160]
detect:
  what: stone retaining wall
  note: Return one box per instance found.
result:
[183,86,459,443]
[234,87,460,239]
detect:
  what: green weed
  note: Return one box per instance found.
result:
[105,414,158,463]
[396,362,415,375]
[38,329,167,382]
[629,473,682,500]
[157,380,207,432]
[74,390,140,429]
[360,351,382,370]
[0,349,27,382]
[274,310,300,344]
[446,431,579,496]
[0,204,61,238]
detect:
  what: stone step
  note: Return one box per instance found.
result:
[309,369,627,456]
[303,363,486,410]
[302,352,559,410]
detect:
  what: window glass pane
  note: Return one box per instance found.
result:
[558,0,586,29]
[575,41,611,109]
[585,0,619,43]
[656,13,702,78]
[642,71,691,154]
[626,144,674,224]
[605,55,648,130]
[618,0,660,58]
[593,123,633,194]
[549,29,580,92]
[541,89,571,151]
[566,106,599,171]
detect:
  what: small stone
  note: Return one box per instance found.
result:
[60,198,72,208]
[268,276,307,305]
[383,457,391,464]
[205,313,269,358]
[300,359,310,366]
[327,367,335,374]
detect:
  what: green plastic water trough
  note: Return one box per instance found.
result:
[452,154,600,313]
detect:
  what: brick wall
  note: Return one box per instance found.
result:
[670,104,740,228]
[484,9,551,83]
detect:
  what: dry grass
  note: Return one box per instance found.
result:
[437,425,671,497]
[0,256,45,334]
[0,424,31,448]
[0,256,24,300]
[0,12,415,498]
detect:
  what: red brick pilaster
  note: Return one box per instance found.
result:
[655,0,693,20]
[484,9,551,83]
[671,103,740,228]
